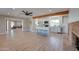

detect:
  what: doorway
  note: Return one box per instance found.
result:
[6,19,22,37]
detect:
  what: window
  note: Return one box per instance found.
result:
[50,19,60,27]
[11,22,14,28]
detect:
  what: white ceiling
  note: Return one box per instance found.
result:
[0,8,68,19]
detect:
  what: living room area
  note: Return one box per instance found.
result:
[0,8,79,51]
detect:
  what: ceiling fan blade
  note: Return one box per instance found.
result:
[22,11,26,13]
[21,10,33,16]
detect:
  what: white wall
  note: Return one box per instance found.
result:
[7,20,11,31]
[62,15,69,33]
[0,16,6,34]
[69,8,79,23]
[22,17,32,32]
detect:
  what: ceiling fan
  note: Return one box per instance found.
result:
[22,10,33,16]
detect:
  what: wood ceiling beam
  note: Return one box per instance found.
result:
[33,10,69,19]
